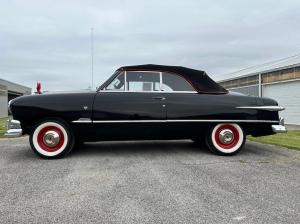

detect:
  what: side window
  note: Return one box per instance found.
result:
[106,72,125,91]
[126,71,160,91]
[162,72,194,91]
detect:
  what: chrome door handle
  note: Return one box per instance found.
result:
[152,96,166,100]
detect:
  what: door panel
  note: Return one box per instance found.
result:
[163,93,207,138]
[92,92,166,139]
[93,92,165,120]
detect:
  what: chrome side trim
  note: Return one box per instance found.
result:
[236,106,285,111]
[92,119,278,123]
[72,118,92,123]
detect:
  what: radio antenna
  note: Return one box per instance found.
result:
[91,27,94,89]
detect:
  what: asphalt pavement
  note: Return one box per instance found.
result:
[0,137,299,224]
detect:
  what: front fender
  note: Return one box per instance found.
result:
[10,92,96,134]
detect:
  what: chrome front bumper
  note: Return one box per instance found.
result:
[5,119,23,138]
[271,117,287,133]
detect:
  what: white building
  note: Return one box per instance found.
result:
[0,78,31,118]
[217,55,300,125]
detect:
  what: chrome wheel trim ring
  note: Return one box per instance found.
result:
[218,129,234,145]
[43,130,60,147]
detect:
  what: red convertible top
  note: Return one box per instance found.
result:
[119,64,228,94]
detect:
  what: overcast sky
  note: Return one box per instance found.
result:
[1,0,300,91]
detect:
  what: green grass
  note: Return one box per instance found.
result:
[0,117,7,138]
[248,130,300,151]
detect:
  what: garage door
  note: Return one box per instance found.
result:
[263,80,300,125]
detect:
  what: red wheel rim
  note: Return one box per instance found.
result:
[214,124,239,149]
[37,126,64,152]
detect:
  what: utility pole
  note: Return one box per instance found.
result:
[91,27,94,89]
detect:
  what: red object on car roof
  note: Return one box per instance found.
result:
[36,82,41,94]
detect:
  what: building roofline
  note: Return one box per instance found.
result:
[0,78,31,90]
[218,62,300,83]
[217,54,300,83]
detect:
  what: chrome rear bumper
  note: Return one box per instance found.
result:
[271,117,287,133]
[5,119,23,138]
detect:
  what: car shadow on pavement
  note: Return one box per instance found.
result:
[6,139,269,161]
[69,140,211,157]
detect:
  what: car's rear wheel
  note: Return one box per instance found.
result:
[206,123,245,156]
[29,119,75,159]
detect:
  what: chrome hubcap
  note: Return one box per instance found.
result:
[43,131,60,147]
[219,129,234,144]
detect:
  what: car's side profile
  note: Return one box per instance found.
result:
[6,64,287,158]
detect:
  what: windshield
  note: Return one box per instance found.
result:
[97,70,121,91]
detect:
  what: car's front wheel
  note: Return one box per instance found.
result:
[29,119,75,159]
[206,123,245,156]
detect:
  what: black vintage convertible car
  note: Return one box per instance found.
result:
[6,64,286,158]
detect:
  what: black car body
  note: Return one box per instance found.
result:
[6,64,286,158]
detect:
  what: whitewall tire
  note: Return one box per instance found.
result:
[206,123,245,155]
[29,120,74,159]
